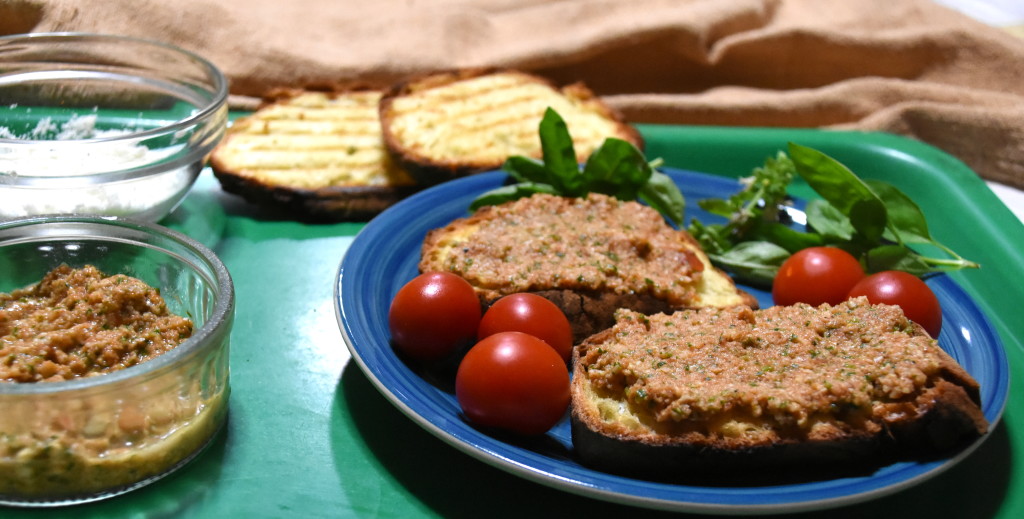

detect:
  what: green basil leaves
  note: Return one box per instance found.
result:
[689,142,979,286]
[469,108,685,225]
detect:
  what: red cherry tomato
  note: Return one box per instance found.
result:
[477,293,573,362]
[455,332,570,435]
[773,246,865,306]
[388,272,482,361]
[848,270,943,338]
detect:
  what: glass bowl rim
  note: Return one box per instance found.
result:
[0,215,234,395]
[0,31,229,146]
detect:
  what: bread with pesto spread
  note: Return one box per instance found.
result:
[379,69,643,185]
[570,300,989,482]
[419,192,756,342]
[209,87,420,220]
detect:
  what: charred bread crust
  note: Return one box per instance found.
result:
[529,289,675,344]
[570,413,886,484]
[379,68,643,185]
[209,87,420,221]
[210,170,420,221]
[569,305,988,482]
[570,376,987,483]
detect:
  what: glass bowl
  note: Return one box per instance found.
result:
[0,216,234,506]
[0,32,228,222]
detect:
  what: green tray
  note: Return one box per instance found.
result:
[7,125,1023,518]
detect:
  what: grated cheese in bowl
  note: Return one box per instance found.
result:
[0,112,196,221]
[0,33,228,224]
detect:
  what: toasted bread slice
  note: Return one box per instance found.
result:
[419,193,756,341]
[570,300,988,482]
[209,88,420,220]
[379,69,643,185]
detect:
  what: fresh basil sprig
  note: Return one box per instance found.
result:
[689,142,979,286]
[469,108,685,225]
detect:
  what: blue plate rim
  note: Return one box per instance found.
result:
[334,168,1010,515]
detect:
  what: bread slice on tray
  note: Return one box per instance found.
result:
[419,193,756,341]
[379,69,643,185]
[210,88,420,220]
[570,299,989,482]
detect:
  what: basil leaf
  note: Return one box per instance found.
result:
[469,182,559,211]
[538,108,581,193]
[849,198,887,244]
[865,179,932,245]
[863,244,932,275]
[502,156,554,185]
[697,198,736,218]
[582,138,652,200]
[709,241,791,287]
[805,199,854,241]
[639,171,686,226]
[788,142,877,217]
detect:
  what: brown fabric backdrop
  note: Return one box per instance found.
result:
[4,0,1023,189]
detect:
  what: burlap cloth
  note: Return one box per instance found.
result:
[4,0,1023,189]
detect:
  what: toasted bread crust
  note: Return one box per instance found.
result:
[570,303,988,481]
[210,172,419,221]
[379,68,643,185]
[419,193,756,341]
[209,88,420,221]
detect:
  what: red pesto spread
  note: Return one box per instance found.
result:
[0,265,193,383]
[582,298,947,427]
[433,193,706,305]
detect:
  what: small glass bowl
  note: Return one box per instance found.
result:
[0,33,228,222]
[0,216,234,506]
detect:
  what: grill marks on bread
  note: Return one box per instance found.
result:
[380,69,643,184]
[210,69,640,219]
[210,89,419,220]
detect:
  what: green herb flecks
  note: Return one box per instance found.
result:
[688,142,978,286]
[469,108,685,225]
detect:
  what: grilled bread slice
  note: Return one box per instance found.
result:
[210,88,420,220]
[571,300,989,482]
[379,69,643,185]
[419,193,756,341]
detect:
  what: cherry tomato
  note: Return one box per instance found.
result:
[477,293,573,362]
[848,270,943,338]
[388,272,482,361]
[773,246,865,306]
[455,332,570,435]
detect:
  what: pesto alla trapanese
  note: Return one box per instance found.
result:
[0,265,193,382]
[0,265,225,502]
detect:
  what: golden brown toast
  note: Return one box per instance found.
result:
[379,69,643,185]
[209,88,420,220]
[570,300,989,482]
[419,193,756,341]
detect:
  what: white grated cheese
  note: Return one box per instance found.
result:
[1,112,196,221]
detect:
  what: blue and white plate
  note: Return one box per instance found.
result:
[334,169,1009,514]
